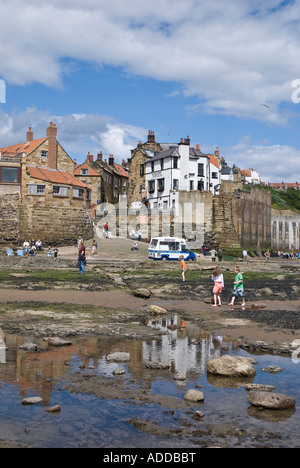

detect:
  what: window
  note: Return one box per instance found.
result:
[27,184,45,195]
[148,180,155,193]
[41,150,48,158]
[140,164,144,176]
[173,179,179,190]
[198,163,204,177]
[190,180,194,191]
[73,188,84,198]
[1,167,18,183]
[160,159,164,171]
[158,178,165,192]
[151,161,155,172]
[53,186,69,197]
[173,157,179,169]
[212,172,218,179]
[81,169,88,176]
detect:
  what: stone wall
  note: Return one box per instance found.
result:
[271,209,300,251]
[18,204,93,245]
[0,193,93,247]
[0,193,20,244]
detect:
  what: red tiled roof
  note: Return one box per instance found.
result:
[208,154,220,169]
[27,166,90,189]
[113,163,128,178]
[0,138,46,156]
[241,169,251,177]
[74,163,101,177]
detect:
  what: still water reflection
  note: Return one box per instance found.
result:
[0,315,299,448]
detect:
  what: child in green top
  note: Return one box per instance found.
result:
[229,267,245,307]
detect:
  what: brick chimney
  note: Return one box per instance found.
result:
[86,152,93,164]
[148,130,155,143]
[47,122,58,169]
[27,127,34,142]
[109,155,114,166]
[97,151,103,161]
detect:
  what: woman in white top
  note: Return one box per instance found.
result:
[211,266,224,307]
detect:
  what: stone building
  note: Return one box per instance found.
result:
[127,130,163,205]
[74,152,129,206]
[0,123,93,246]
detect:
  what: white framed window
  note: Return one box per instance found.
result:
[41,150,48,158]
[27,184,45,195]
[53,185,69,197]
[73,188,84,199]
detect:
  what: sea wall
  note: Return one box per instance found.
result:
[271,209,300,251]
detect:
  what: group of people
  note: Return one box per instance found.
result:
[275,251,300,259]
[202,244,223,262]
[180,256,246,309]
[23,239,44,256]
[211,266,245,308]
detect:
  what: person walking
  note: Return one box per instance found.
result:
[211,266,224,307]
[78,241,86,275]
[229,267,246,308]
[264,250,270,263]
[243,249,248,262]
[180,255,188,283]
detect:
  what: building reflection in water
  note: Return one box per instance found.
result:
[0,315,231,405]
[145,314,230,378]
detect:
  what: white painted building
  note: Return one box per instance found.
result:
[241,168,261,185]
[145,138,220,212]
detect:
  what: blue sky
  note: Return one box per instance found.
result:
[1,0,300,182]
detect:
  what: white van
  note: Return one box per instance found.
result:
[148,237,196,262]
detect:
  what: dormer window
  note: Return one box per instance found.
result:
[81,169,88,176]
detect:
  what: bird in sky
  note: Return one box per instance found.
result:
[261,104,271,108]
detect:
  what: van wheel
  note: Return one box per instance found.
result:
[188,257,195,262]
[162,256,168,261]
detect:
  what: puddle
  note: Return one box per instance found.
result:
[0,315,299,448]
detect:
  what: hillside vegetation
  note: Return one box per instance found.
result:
[258,185,300,212]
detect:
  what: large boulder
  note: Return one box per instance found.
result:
[247,391,296,410]
[207,355,256,378]
[106,352,130,362]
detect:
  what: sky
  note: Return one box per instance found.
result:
[1,0,300,182]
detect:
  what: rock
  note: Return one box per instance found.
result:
[207,355,256,378]
[261,365,284,374]
[106,352,130,362]
[247,391,296,410]
[112,368,126,375]
[251,303,266,310]
[47,405,61,413]
[184,389,204,402]
[48,337,72,347]
[19,342,39,351]
[147,305,168,316]
[192,411,205,420]
[22,397,43,405]
[245,384,276,393]
[204,298,214,304]
[133,288,151,298]
[145,361,169,370]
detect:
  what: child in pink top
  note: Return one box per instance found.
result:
[211,266,224,307]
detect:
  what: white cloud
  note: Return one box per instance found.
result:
[1,1,300,124]
[224,141,300,183]
[0,107,146,163]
